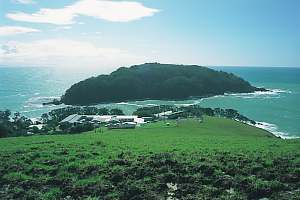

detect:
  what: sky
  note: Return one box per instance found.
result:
[0,0,299,71]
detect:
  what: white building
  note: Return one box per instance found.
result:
[154,111,173,118]
[60,114,145,125]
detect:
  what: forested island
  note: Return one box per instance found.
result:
[61,63,266,105]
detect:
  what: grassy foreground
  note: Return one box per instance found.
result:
[0,117,299,199]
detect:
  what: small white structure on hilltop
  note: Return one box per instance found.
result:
[30,117,43,125]
[29,124,45,130]
[154,111,173,119]
[60,114,145,126]
[154,110,185,119]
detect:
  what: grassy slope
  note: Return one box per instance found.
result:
[0,117,299,199]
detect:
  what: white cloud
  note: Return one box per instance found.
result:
[53,26,73,31]
[0,39,144,69]
[6,0,159,25]
[0,26,40,36]
[11,0,36,4]
[61,26,72,30]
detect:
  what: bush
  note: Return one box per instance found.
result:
[69,123,94,134]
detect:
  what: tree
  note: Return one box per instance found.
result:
[82,107,98,115]
[13,114,32,136]
[31,126,40,134]
[41,113,49,124]
[13,112,21,122]
[110,108,124,115]
[0,110,11,123]
[69,123,94,134]
[59,122,72,132]
[0,124,10,138]
[98,108,109,115]
[0,110,31,137]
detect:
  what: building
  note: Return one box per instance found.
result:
[60,114,145,127]
[142,116,154,122]
[60,114,83,124]
[154,111,173,119]
[107,122,136,129]
[29,124,45,130]
[154,111,185,119]
[30,118,43,125]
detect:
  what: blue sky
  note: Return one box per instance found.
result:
[0,0,299,71]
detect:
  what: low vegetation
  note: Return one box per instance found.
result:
[0,105,256,138]
[0,117,299,199]
[0,107,125,137]
[134,105,256,124]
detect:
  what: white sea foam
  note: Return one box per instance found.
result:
[24,96,61,108]
[116,102,130,105]
[253,121,298,139]
[145,103,158,106]
[221,88,292,99]
[174,103,196,107]
[20,108,47,113]
[234,119,298,139]
[116,102,143,107]
[271,89,292,94]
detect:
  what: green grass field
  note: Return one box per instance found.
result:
[0,117,299,199]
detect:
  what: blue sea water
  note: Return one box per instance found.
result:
[0,67,99,117]
[0,66,299,138]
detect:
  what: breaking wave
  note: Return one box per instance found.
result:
[24,96,61,109]
[254,121,298,139]
[116,102,144,107]
[145,103,158,106]
[223,89,292,99]
[174,103,196,107]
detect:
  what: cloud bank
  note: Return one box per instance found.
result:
[6,0,160,25]
[11,0,36,4]
[0,26,40,36]
[0,39,144,69]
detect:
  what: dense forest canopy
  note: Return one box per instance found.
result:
[61,63,265,105]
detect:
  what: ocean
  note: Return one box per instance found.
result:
[0,66,299,138]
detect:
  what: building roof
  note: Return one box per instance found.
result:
[116,115,138,119]
[154,111,173,117]
[60,114,83,124]
[30,117,42,124]
[60,114,144,124]
[29,124,45,130]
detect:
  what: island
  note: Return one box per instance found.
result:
[61,63,267,105]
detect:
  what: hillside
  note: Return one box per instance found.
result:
[0,117,299,199]
[61,63,266,105]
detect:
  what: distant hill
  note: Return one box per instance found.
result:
[61,63,266,105]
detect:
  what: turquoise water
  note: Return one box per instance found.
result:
[200,67,300,138]
[0,67,99,117]
[0,67,299,138]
